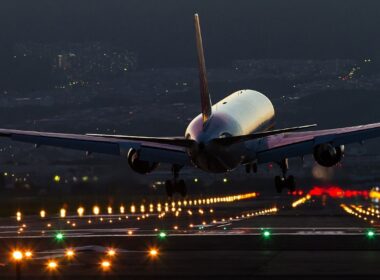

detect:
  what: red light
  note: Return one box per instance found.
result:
[309,186,369,198]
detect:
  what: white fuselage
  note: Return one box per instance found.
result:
[185,89,275,173]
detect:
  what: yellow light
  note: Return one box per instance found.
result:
[24,250,32,259]
[101,260,111,271]
[12,250,23,261]
[47,260,58,270]
[60,208,66,218]
[93,205,100,215]
[149,248,158,257]
[130,205,136,213]
[140,205,145,213]
[65,249,75,258]
[107,248,116,257]
[119,206,125,214]
[107,206,113,214]
[128,230,133,235]
[53,175,61,183]
[77,207,85,217]
[16,211,21,222]
[40,210,46,218]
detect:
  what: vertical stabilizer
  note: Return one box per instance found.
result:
[194,13,212,125]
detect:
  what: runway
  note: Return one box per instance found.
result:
[1,187,380,279]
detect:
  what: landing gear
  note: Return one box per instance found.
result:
[274,159,296,193]
[245,162,258,173]
[165,165,187,197]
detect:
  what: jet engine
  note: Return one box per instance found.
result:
[127,149,159,174]
[313,143,344,167]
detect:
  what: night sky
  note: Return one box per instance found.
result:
[0,0,379,67]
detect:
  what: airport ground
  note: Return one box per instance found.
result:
[0,187,379,279]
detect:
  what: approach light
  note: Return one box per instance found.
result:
[93,205,100,215]
[77,207,85,217]
[100,260,111,271]
[107,248,116,257]
[65,249,75,258]
[223,178,228,183]
[149,248,158,257]
[12,250,23,261]
[47,260,58,270]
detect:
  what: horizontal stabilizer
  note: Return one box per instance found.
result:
[213,124,317,145]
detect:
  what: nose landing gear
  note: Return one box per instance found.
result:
[165,165,187,197]
[274,159,296,193]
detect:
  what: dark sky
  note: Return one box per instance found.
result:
[0,0,380,67]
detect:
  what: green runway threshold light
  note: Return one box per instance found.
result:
[158,232,167,239]
[55,232,64,241]
[262,229,271,239]
[366,230,375,238]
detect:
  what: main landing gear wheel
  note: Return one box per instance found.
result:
[165,165,187,197]
[165,179,187,197]
[274,175,296,193]
[274,158,296,193]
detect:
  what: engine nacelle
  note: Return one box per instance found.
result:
[127,149,159,174]
[313,143,344,167]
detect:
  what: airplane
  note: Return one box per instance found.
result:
[1,13,380,197]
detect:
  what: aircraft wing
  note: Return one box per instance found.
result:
[0,129,191,166]
[256,123,380,163]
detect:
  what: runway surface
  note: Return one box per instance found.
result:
[1,187,380,279]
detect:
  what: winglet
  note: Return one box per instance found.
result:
[194,13,212,125]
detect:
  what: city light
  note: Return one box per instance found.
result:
[54,175,61,183]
